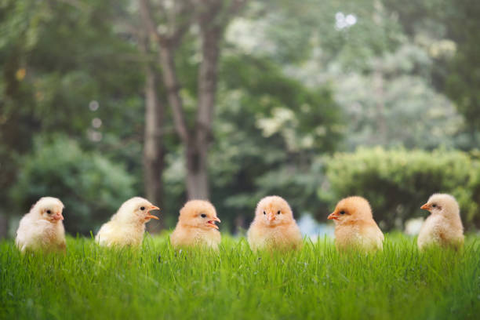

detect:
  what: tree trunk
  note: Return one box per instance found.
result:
[185,22,222,200]
[158,46,189,142]
[186,142,209,199]
[158,43,214,200]
[143,58,165,232]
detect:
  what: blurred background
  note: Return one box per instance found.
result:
[1,0,479,238]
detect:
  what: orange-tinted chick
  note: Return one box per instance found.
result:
[328,196,384,251]
[170,200,221,250]
[247,196,302,252]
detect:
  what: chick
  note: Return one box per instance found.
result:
[95,197,159,248]
[170,200,221,250]
[247,196,302,252]
[328,196,384,251]
[417,193,464,250]
[15,197,66,253]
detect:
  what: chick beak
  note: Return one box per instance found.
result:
[267,213,275,222]
[53,212,64,221]
[146,205,160,220]
[327,212,338,220]
[420,203,431,211]
[207,216,221,229]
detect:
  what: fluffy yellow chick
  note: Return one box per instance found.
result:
[328,196,384,251]
[95,197,159,247]
[170,200,221,250]
[15,197,66,253]
[417,193,464,250]
[247,196,302,252]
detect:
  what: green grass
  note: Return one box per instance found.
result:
[1,233,479,320]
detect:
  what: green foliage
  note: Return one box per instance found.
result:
[444,0,480,129]
[220,54,342,152]
[324,147,480,229]
[334,44,464,150]
[0,235,479,319]
[383,0,480,135]
[10,137,135,235]
[248,0,403,69]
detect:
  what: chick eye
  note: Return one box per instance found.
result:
[277,210,281,215]
[140,206,145,211]
[432,204,437,208]
[263,211,266,215]
[201,213,207,218]
[339,211,346,215]
[46,210,51,214]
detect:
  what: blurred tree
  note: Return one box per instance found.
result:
[383,0,480,143]
[141,42,166,220]
[443,0,480,135]
[122,17,167,223]
[138,0,248,200]
[334,44,464,150]
[251,0,403,70]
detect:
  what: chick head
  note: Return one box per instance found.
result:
[178,200,220,230]
[31,197,65,223]
[421,193,459,218]
[328,196,373,224]
[254,196,294,227]
[116,197,160,223]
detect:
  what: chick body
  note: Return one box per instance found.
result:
[95,197,159,248]
[15,197,66,253]
[247,196,302,252]
[328,196,383,251]
[170,200,221,250]
[418,193,464,250]
[333,219,383,251]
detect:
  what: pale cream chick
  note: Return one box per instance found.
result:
[417,193,464,250]
[247,196,303,252]
[328,196,384,251]
[16,197,66,253]
[170,200,221,250]
[95,197,159,247]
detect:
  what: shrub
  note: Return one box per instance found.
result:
[323,147,480,230]
[11,137,135,235]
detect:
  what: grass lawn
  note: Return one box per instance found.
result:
[1,233,479,319]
